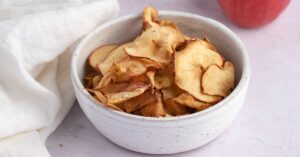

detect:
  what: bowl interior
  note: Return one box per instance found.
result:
[73,11,247,119]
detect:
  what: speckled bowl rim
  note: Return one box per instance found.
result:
[71,10,250,123]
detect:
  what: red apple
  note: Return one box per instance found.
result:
[218,0,290,28]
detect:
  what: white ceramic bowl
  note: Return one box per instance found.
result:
[71,11,250,154]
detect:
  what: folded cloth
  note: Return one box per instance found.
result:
[0,0,119,156]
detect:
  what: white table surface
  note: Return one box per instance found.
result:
[46,0,300,156]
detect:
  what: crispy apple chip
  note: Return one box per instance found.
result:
[202,62,235,97]
[175,40,223,103]
[113,59,147,82]
[125,25,185,65]
[173,93,213,111]
[143,7,159,29]
[164,99,189,116]
[88,44,118,69]
[98,42,132,75]
[140,92,166,117]
[105,83,150,104]
[124,91,155,113]
[92,75,101,89]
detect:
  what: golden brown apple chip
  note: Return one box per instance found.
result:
[202,62,235,97]
[92,75,101,89]
[173,93,213,111]
[98,42,132,75]
[113,59,147,82]
[174,40,223,103]
[143,7,159,29]
[124,91,155,113]
[125,25,185,65]
[88,44,118,70]
[164,98,189,116]
[105,83,150,104]
[140,92,166,117]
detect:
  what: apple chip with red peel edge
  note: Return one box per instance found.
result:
[164,98,189,116]
[140,92,166,117]
[124,25,185,65]
[98,42,132,75]
[173,93,213,111]
[174,39,223,103]
[105,83,150,104]
[202,62,235,97]
[88,44,118,70]
[124,91,156,113]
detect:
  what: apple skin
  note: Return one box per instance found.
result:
[218,0,290,28]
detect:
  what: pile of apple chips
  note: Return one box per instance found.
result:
[84,7,235,117]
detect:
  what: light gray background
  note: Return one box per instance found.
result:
[46,0,300,156]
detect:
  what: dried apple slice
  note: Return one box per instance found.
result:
[202,62,235,97]
[88,44,118,69]
[143,7,159,29]
[146,65,173,90]
[94,71,116,89]
[161,85,183,101]
[140,92,166,117]
[92,75,101,89]
[113,59,147,82]
[173,93,213,111]
[105,83,150,104]
[164,98,189,116]
[174,39,223,103]
[98,42,132,75]
[146,71,155,87]
[130,74,150,83]
[124,91,156,113]
[125,25,185,65]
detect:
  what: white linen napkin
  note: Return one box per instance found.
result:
[0,0,119,156]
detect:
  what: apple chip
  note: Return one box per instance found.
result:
[125,25,185,65]
[164,98,189,116]
[143,7,159,29]
[86,89,107,104]
[173,93,213,111]
[140,92,166,117]
[137,58,162,69]
[174,39,223,103]
[92,75,101,89]
[88,44,118,69]
[202,62,235,97]
[146,65,173,90]
[124,91,156,113]
[113,59,147,82]
[94,71,116,89]
[105,83,150,104]
[98,42,132,75]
